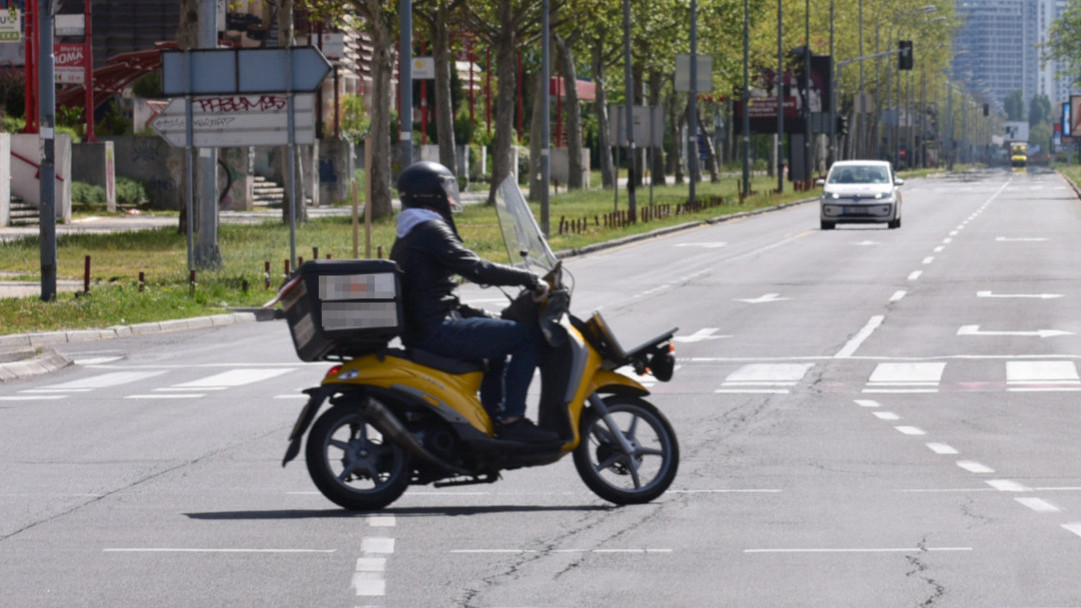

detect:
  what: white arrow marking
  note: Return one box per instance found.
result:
[675,242,727,248]
[976,291,1063,299]
[996,237,1049,242]
[673,328,729,343]
[736,293,789,304]
[957,325,1073,338]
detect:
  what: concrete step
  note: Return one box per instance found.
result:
[7,196,38,226]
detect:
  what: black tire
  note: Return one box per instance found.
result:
[573,396,679,505]
[305,403,412,510]
[888,217,901,229]
[821,220,836,230]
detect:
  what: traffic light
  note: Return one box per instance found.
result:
[898,40,914,70]
[836,114,849,136]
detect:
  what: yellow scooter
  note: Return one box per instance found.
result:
[271,178,678,510]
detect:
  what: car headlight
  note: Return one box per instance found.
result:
[826,192,840,199]
[874,192,884,199]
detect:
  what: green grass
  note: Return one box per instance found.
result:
[0,172,821,335]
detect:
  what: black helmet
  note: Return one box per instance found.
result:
[397,161,463,215]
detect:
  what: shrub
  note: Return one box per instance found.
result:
[116,177,148,208]
[72,181,107,210]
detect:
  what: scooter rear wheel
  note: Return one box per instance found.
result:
[305,404,412,510]
[573,396,679,505]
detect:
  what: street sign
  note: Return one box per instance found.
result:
[675,54,713,92]
[0,8,20,42]
[54,43,89,84]
[609,105,664,147]
[150,93,316,148]
[161,47,332,95]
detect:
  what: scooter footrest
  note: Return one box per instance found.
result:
[432,474,501,488]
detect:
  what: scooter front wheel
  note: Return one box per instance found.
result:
[305,403,412,510]
[573,396,679,505]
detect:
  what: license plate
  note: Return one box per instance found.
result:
[843,206,871,215]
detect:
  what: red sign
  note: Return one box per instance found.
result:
[737,96,799,119]
[54,43,89,84]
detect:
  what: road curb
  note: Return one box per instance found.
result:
[0,348,73,383]
[0,312,260,373]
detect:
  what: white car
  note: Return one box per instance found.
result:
[818,160,903,230]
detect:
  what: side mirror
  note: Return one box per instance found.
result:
[815,178,826,186]
[894,178,905,186]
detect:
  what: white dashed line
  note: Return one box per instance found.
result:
[1016,497,1061,513]
[926,443,959,455]
[956,460,994,474]
[894,426,926,436]
[986,479,1032,492]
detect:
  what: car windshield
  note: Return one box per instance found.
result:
[829,165,890,184]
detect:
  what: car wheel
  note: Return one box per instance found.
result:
[888,218,901,229]
[820,220,836,230]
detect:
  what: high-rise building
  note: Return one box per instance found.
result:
[953,0,1080,114]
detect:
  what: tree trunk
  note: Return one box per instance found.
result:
[590,40,614,189]
[278,0,308,225]
[431,6,457,176]
[488,7,518,205]
[365,0,395,219]
[554,33,582,189]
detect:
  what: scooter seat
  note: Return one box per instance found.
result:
[400,348,486,375]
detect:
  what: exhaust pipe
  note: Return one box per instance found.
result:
[361,398,469,476]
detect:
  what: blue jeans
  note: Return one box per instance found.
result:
[418,316,542,419]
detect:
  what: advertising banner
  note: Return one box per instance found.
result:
[54,43,89,84]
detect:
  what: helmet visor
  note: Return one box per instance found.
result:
[440,175,463,213]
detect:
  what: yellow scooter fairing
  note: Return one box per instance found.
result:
[321,352,494,435]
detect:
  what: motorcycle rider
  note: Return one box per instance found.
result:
[390,161,560,443]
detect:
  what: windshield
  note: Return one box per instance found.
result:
[828,165,889,184]
[494,176,560,274]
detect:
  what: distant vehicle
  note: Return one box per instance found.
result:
[817,160,904,230]
[1009,142,1028,168]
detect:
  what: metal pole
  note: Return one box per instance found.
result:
[400,0,413,170]
[37,0,56,301]
[777,0,784,193]
[689,0,698,208]
[623,0,636,218]
[828,0,835,165]
[194,0,221,269]
[803,0,811,180]
[742,0,750,196]
[540,0,550,236]
[856,0,863,157]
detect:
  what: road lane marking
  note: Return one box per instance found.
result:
[37,370,167,390]
[124,394,205,399]
[958,325,1073,339]
[855,399,881,407]
[1061,524,1081,538]
[744,547,972,554]
[895,426,926,435]
[673,328,728,343]
[0,395,65,401]
[865,362,945,393]
[986,479,1032,492]
[1006,361,1080,392]
[716,363,813,394]
[450,548,672,554]
[889,290,907,302]
[873,412,900,421]
[907,270,923,280]
[835,316,884,359]
[956,460,994,474]
[922,257,935,265]
[361,537,395,554]
[103,548,335,553]
[1016,497,1060,513]
[926,443,959,455]
[171,368,296,388]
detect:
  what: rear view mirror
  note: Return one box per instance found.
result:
[815,178,825,186]
[895,178,905,186]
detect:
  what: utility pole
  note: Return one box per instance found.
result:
[622,0,636,219]
[194,0,221,269]
[37,0,56,301]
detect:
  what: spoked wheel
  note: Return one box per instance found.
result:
[573,396,679,505]
[305,403,412,510]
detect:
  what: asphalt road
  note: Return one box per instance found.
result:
[4,167,1081,607]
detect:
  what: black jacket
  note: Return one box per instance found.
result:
[390,219,539,344]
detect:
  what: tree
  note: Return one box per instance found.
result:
[415,0,467,176]
[1004,90,1024,121]
[1029,93,1051,128]
[300,1,397,220]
